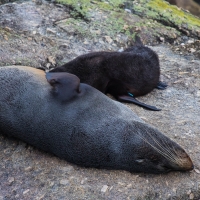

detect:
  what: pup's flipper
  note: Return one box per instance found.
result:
[156,81,167,90]
[118,95,161,111]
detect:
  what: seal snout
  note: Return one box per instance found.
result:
[176,153,194,171]
[137,128,194,173]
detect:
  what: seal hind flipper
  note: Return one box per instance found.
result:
[46,72,80,102]
[156,81,168,90]
[118,95,161,111]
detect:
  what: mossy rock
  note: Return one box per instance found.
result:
[132,0,200,38]
[55,0,200,43]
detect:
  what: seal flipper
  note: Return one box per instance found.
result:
[46,72,80,102]
[156,81,167,90]
[117,95,161,111]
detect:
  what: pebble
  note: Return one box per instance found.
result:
[194,168,200,174]
[60,179,69,185]
[101,185,108,193]
[189,48,196,53]
[187,39,194,44]
[189,193,194,199]
[81,178,87,184]
[4,35,8,40]
[160,37,164,42]
[124,9,131,13]
[47,56,56,65]
[23,189,30,195]
[25,166,33,171]
[46,28,57,34]
[61,166,74,172]
[104,36,113,44]
[49,181,54,187]
[187,190,191,195]
[36,194,46,200]
[8,177,14,185]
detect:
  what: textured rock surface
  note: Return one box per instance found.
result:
[0,0,200,199]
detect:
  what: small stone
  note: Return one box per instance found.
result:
[194,168,200,174]
[104,36,113,44]
[33,31,37,35]
[83,40,89,44]
[172,188,177,193]
[46,28,56,34]
[61,166,73,172]
[23,189,30,195]
[48,56,56,65]
[80,178,87,184]
[188,39,194,44]
[123,25,129,30]
[25,166,33,171]
[60,179,69,185]
[49,181,54,187]
[189,193,194,199]
[118,182,125,186]
[101,185,108,193]
[46,63,51,69]
[189,48,196,53]
[160,37,164,42]
[8,177,14,185]
[125,9,131,13]
[27,37,32,41]
[36,194,45,200]
[187,190,191,195]
[5,27,12,31]
[4,35,8,40]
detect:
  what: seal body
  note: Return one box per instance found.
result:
[0,66,193,174]
[50,45,166,110]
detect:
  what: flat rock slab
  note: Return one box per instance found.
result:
[0,1,200,200]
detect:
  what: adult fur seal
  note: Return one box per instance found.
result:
[50,44,167,111]
[0,66,193,174]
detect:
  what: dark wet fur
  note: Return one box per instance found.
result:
[51,45,160,98]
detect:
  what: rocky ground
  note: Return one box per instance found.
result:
[0,0,200,199]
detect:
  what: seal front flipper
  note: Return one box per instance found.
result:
[46,72,81,102]
[117,95,161,111]
[156,81,168,90]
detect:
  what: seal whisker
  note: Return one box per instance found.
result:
[139,130,179,164]
[152,133,181,164]
[137,133,178,164]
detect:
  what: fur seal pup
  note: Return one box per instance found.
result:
[50,45,167,111]
[0,66,193,174]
